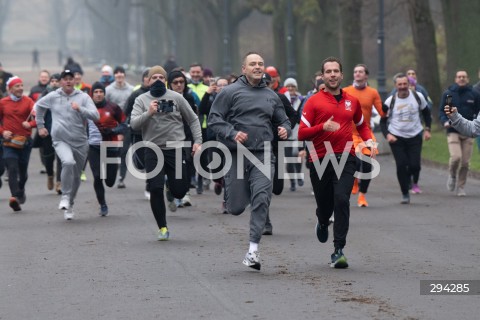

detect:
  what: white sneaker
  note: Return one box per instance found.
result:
[64,208,74,220]
[457,187,466,197]
[243,251,261,270]
[144,191,151,200]
[58,195,70,210]
[181,192,192,206]
[329,215,335,224]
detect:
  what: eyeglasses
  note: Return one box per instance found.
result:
[171,80,185,85]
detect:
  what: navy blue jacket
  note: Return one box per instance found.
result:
[439,84,480,134]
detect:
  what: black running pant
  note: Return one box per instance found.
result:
[388,133,423,195]
[145,147,189,229]
[88,145,119,206]
[310,154,356,249]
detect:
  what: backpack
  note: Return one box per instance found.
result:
[387,90,422,117]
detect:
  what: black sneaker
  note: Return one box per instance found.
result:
[401,194,410,204]
[315,222,328,243]
[9,197,21,212]
[214,182,223,195]
[330,248,348,268]
[263,223,273,236]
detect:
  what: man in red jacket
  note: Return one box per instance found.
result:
[0,76,36,211]
[298,57,375,269]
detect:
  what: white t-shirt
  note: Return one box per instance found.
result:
[384,90,428,138]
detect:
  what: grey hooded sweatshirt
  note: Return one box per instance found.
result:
[208,75,291,151]
[35,88,100,147]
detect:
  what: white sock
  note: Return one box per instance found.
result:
[249,242,258,254]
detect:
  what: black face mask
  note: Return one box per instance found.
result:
[150,79,166,97]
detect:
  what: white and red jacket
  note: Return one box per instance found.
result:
[298,89,371,160]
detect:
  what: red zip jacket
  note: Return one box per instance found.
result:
[298,89,370,160]
[0,95,36,137]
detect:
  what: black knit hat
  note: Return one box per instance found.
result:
[91,81,105,93]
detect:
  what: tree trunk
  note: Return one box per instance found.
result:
[338,0,363,85]
[297,0,340,90]
[85,0,131,65]
[407,0,441,122]
[441,0,480,84]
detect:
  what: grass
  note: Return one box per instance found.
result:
[422,124,480,172]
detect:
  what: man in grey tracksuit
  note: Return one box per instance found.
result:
[208,52,291,270]
[35,69,100,220]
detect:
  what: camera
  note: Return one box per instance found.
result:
[157,99,174,113]
[446,94,453,113]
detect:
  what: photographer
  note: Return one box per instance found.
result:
[130,66,202,241]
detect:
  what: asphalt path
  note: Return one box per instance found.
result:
[1,150,479,320]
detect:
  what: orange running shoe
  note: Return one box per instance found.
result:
[351,178,359,195]
[357,192,368,207]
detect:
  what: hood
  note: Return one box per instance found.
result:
[167,70,189,95]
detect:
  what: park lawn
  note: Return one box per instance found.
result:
[422,126,480,172]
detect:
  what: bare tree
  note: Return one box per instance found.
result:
[85,0,131,65]
[441,0,480,84]
[406,0,441,121]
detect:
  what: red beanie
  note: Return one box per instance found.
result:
[7,76,23,89]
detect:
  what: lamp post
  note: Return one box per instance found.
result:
[222,0,232,75]
[377,0,387,101]
[286,0,296,78]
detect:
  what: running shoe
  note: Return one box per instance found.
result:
[357,193,368,207]
[158,227,169,241]
[446,176,456,192]
[64,208,74,220]
[175,198,184,208]
[99,204,109,217]
[214,182,223,195]
[243,251,261,270]
[401,194,410,204]
[330,248,348,268]
[315,222,329,243]
[9,197,21,212]
[457,187,466,197]
[329,215,335,225]
[410,184,422,194]
[58,195,70,210]
[168,200,177,212]
[80,171,87,182]
[182,192,192,206]
[117,179,126,189]
[263,223,273,236]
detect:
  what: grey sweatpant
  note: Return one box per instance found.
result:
[54,141,89,205]
[224,151,274,244]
